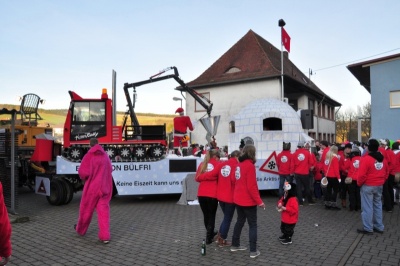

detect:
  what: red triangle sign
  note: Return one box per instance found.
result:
[259,151,279,174]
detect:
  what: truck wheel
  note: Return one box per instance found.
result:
[60,179,74,204]
[46,179,66,206]
[149,145,164,158]
[134,145,146,160]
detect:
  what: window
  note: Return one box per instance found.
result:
[71,101,107,140]
[229,121,235,133]
[390,91,400,108]
[263,117,282,131]
[308,99,314,112]
[195,92,210,112]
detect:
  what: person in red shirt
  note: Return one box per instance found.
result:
[291,141,315,205]
[230,144,265,259]
[320,140,330,164]
[347,147,362,211]
[201,150,240,247]
[173,107,194,156]
[340,143,353,208]
[313,154,323,200]
[357,138,388,234]
[324,145,341,210]
[195,149,220,244]
[381,139,396,212]
[276,142,293,197]
[0,182,12,266]
[276,182,299,245]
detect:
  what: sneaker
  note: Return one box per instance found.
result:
[100,240,110,244]
[250,250,260,258]
[357,228,373,235]
[280,239,292,245]
[278,235,286,241]
[230,246,247,251]
[373,228,384,234]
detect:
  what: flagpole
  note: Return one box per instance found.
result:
[278,19,286,102]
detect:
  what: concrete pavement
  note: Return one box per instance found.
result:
[8,188,400,266]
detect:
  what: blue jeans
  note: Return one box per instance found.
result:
[279,174,293,197]
[218,201,236,240]
[360,185,384,232]
[232,205,257,252]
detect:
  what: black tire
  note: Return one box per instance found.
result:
[149,145,164,158]
[60,179,74,205]
[68,147,83,161]
[46,179,66,206]
[119,146,132,160]
[134,145,146,160]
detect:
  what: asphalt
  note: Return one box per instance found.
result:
[7,188,400,266]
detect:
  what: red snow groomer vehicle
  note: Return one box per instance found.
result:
[63,66,213,162]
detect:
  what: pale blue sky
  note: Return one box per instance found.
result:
[1,0,399,114]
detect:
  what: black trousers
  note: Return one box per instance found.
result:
[326,177,340,203]
[383,174,395,211]
[348,180,361,210]
[280,221,296,239]
[198,196,218,242]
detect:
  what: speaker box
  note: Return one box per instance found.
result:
[301,109,314,129]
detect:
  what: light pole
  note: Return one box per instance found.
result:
[173,97,182,108]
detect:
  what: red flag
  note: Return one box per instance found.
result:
[281,27,291,53]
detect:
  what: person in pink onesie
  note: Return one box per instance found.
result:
[0,182,12,266]
[75,138,113,243]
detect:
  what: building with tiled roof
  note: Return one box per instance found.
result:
[180,30,341,148]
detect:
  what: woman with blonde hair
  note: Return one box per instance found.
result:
[324,145,341,210]
[195,149,221,244]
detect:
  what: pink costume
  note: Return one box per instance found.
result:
[76,144,113,241]
[0,182,12,262]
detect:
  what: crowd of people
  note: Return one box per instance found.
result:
[277,138,398,235]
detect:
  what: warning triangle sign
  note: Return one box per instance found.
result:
[38,180,47,194]
[259,151,279,174]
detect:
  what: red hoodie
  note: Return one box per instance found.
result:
[201,157,238,203]
[276,150,293,175]
[393,150,400,174]
[195,158,219,198]
[291,148,312,175]
[313,161,323,181]
[347,156,361,181]
[277,196,299,224]
[357,153,388,187]
[385,148,397,175]
[324,155,340,180]
[233,159,263,207]
[0,182,12,259]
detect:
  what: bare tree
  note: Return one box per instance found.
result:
[335,110,347,143]
[361,102,371,141]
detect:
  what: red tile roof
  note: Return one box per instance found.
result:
[187,30,340,106]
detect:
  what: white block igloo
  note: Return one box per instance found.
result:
[228,98,312,159]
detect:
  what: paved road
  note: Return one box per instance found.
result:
[8,188,400,266]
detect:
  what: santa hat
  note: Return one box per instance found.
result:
[175,107,184,114]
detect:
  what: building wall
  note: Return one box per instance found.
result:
[370,59,400,139]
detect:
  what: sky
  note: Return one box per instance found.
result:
[1,0,400,115]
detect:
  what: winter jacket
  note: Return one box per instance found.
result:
[347,156,361,181]
[78,144,113,198]
[201,157,238,203]
[357,152,388,187]
[195,158,219,198]
[313,161,323,181]
[276,150,293,175]
[385,148,397,175]
[324,155,340,180]
[233,159,263,207]
[0,182,12,258]
[277,196,299,224]
[291,148,312,175]
[173,115,193,134]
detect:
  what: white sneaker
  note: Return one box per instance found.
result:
[250,250,260,258]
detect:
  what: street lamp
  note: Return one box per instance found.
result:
[173,97,182,108]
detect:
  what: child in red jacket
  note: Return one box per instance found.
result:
[277,182,299,245]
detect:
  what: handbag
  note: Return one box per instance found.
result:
[321,159,332,188]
